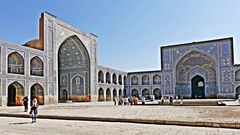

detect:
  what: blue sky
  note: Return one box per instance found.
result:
[0,0,239,72]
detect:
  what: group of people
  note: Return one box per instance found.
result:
[159,96,184,105]
[22,96,38,123]
[113,96,141,105]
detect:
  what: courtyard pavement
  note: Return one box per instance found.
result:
[0,100,240,129]
[1,117,240,135]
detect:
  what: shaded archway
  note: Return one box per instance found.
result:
[112,74,117,84]
[113,89,117,98]
[8,52,24,74]
[191,75,205,99]
[153,74,161,84]
[119,89,122,97]
[58,35,90,102]
[153,88,161,99]
[142,89,150,99]
[236,86,240,99]
[132,89,139,98]
[98,88,104,101]
[31,83,44,105]
[30,56,43,76]
[124,89,127,96]
[61,89,68,101]
[142,75,149,85]
[235,69,240,81]
[98,70,104,83]
[131,76,138,85]
[106,72,111,84]
[124,76,126,85]
[106,88,111,101]
[118,75,122,85]
[8,82,24,106]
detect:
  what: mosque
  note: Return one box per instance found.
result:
[0,12,239,107]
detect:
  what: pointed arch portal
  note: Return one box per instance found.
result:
[191,75,205,99]
[58,35,90,102]
[8,82,24,106]
[31,83,44,105]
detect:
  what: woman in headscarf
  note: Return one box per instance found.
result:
[30,97,38,123]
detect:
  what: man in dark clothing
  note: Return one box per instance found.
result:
[169,96,173,105]
[22,96,28,112]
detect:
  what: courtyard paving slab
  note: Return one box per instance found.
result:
[0,101,240,129]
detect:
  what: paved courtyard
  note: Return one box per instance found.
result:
[0,100,240,123]
[0,101,240,134]
[1,117,240,135]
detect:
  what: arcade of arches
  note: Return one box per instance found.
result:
[8,52,44,76]
[7,82,44,106]
[130,75,161,86]
[101,88,162,101]
[98,70,126,85]
[98,88,127,101]
[131,89,162,100]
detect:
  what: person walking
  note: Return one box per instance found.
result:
[180,96,183,105]
[169,96,173,105]
[22,96,28,112]
[118,97,123,105]
[124,96,128,105]
[128,96,133,105]
[113,96,117,105]
[160,97,164,105]
[142,96,145,105]
[30,98,38,123]
[134,96,138,105]
[176,96,178,101]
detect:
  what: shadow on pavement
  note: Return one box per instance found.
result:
[9,122,33,125]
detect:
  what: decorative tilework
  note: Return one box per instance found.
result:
[176,50,216,83]
[222,44,230,55]
[48,83,54,95]
[221,84,233,93]
[163,49,170,62]
[222,57,231,66]
[195,43,218,61]
[222,69,231,82]
[58,36,90,97]
[162,49,172,70]
[72,74,84,95]
[173,47,189,64]
[164,73,172,85]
